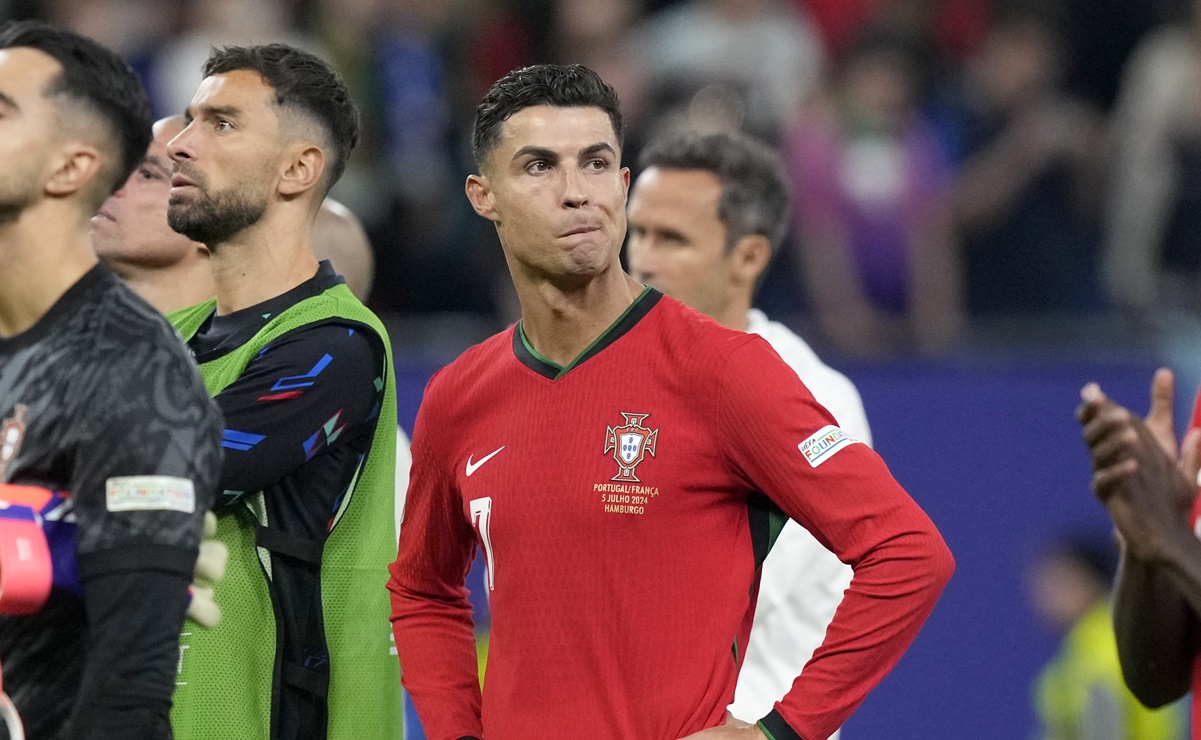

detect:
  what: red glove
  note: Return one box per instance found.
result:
[0,484,54,616]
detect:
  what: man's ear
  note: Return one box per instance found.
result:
[730,234,771,288]
[43,144,102,199]
[279,144,325,197]
[466,174,499,222]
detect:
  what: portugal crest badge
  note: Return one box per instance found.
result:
[604,412,658,482]
[0,405,28,481]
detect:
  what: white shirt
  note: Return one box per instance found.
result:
[730,310,873,736]
[395,425,412,542]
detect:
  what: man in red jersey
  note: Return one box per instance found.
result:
[388,63,955,740]
[1079,370,1201,737]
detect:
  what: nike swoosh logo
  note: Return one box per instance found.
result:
[466,446,505,477]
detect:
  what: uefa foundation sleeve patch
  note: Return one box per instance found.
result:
[105,476,196,513]
[798,425,859,468]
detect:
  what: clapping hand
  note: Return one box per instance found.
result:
[1077,369,1201,562]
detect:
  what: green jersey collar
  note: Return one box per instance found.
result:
[513,286,661,380]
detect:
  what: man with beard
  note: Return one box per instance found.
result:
[92,114,374,314]
[90,111,412,643]
[0,20,222,739]
[163,44,402,740]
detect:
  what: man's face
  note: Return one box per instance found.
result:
[166,69,279,247]
[92,118,201,266]
[0,48,63,221]
[627,167,735,320]
[471,105,630,283]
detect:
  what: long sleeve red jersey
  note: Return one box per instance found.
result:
[389,290,954,740]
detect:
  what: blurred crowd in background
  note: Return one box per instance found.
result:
[5,0,1201,361]
[6,2,1200,734]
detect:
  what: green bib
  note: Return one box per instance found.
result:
[169,285,402,739]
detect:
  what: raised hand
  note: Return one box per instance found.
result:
[1077,372,1196,562]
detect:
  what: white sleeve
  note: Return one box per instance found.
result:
[394,425,412,543]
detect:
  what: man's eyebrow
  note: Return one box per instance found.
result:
[579,143,616,159]
[512,146,559,163]
[656,225,689,242]
[0,90,19,112]
[143,154,171,176]
[187,104,243,122]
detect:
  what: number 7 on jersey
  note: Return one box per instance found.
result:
[470,497,495,590]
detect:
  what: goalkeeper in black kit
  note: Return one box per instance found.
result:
[0,21,223,740]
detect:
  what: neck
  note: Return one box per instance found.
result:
[715,294,752,332]
[514,260,645,367]
[0,202,97,339]
[113,255,217,315]
[207,207,319,315]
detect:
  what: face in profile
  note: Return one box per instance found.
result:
[468,105,630,283]
[627,166,737,320]
[166,69,280,246]
[92,117,201,267]
[0,48,64,220]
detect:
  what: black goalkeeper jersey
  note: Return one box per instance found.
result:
[0,264,223,740]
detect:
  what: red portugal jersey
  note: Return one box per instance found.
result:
[389,289,954,740]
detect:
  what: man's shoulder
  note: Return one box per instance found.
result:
[652,294,761,355]
[62,279,221,449]
[423,327,516,400]
[79,271,200,377]
[748,310,847,384]
[746,310,872,442]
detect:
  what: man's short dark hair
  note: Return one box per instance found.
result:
[473,64,624,169]
[0,20,152,207]
[638,131,792,253]
[203,44,359,197]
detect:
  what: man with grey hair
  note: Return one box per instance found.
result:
[627,130,872,734]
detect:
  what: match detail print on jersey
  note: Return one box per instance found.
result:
[798,425,859,468]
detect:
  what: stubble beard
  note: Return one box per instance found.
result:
[168,182,268,250]
[0,166,42,224]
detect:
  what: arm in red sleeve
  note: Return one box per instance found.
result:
[387,371,484,740]
[717,336,955,740]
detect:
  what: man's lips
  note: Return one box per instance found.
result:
[93,207,116,222]
[560,225,601,237]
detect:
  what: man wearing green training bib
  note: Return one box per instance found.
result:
[163,43,401,740]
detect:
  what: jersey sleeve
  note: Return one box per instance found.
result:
[716,335,954,740]
[809,365,873,449]
[64,338,224,737]
[387,370,484,740]
[210,322,386,503]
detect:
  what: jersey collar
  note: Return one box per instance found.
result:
[512,286,662,380]
[188,260,344,363]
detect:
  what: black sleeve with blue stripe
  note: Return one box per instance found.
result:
[211,322,385,504]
